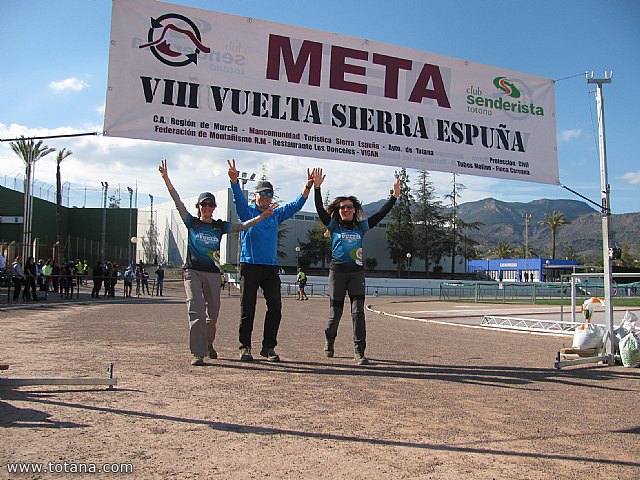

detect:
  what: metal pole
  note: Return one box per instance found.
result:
[586,71,614,364]
[523,213,531,281]
[127,187,133,266]
[100,182,108,261]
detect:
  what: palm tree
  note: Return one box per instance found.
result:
[9,137,55,260]
[538,211,571,259]
[495,241,516,259]
[55,148,73,265]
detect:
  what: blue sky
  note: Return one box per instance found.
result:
[1,0,638,213]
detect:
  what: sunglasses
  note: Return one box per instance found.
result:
[339,204,354,210]
[199,201,215,208]
[258,191,274,198]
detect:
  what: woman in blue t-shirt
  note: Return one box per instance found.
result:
[312,168,400,365]
[160,160,274,366]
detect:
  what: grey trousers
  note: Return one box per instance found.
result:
[184,269,221,357]
[325,269,366,354]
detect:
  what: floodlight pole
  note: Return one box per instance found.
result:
[586,71,614,364]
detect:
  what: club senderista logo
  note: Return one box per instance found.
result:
[492,76,521,99]
[139,12,210,67]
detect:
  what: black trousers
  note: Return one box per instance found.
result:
[12,277,22,300]
[325,269,366,354]
[239,263,281,350]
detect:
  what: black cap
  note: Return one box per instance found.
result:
[255,180,273,193]
[197,192,216,205]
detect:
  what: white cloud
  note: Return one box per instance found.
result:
[96,104,105,114]
[622,171,640,184]
[49,77,89,92]
[559,128,582,142]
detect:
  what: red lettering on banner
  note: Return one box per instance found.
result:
[265,34,450,108]
[266,34,322,86]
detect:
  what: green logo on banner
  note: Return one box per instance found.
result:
[493,77,521,99]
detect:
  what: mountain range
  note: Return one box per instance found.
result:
[363,197,640,262]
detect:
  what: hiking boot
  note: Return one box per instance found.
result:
[207,345,218,360]
[324,339,335,358]
[260,347,281,362]
[240,346,253,362]
[354,351,369,365]
[191,356,204,366]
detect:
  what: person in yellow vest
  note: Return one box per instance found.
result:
[296,268,308,301]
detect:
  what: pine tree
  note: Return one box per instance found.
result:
[412,170,446,276]
[444,174,481,275]
[385,168,414,277]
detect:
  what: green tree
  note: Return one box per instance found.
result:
[538,211,571,259]
[364,257,378,271]
[517,243,539,259]
[108,193,121,208]
[385,168,414,277]
[412,170,446,276]
[495,241,516,259]
[299,223,331,271]
[443,174,481,275]
[9,136,55,259]
[54,148,72,266]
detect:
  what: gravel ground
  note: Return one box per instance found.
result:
[1,284,639,479]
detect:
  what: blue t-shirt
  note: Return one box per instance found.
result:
[328,218,370,271]
[183,213,230,272]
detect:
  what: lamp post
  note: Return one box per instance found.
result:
[295,245,301,272]
[149,194,155,264]
[523,213,531,282]
[127,187,134,267]
[130,236,138,268]
[100,181,108,261]
[406,252,412,279]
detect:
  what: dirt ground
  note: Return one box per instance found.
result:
[1,283,639,479]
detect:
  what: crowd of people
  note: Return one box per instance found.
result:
[4,254,166,302]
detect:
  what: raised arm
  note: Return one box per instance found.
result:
[228,203,277,233]
[159,159,188,221]
[367,178,401,228]
[227,158,251,220]
[312,167,331,226]
[302,168,314,199]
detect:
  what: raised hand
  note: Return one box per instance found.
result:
[159,159,169,180]
[227,159,238,183]
[392,178,401,198]
[312,167,325,187]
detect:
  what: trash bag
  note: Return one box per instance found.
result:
[613,311,638,354]
[619,331,640,367]
[572,321,606,350]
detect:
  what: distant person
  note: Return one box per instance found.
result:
[141,268,151,295]
[24,256,38,301]
[11,256,26,301]
[312,167,400,365]
[228,158,312,362]
[92,261,103,298]
[123,266,134,297]
[155,264,165,296]
[160,159,274,366]
[296,268,309,301]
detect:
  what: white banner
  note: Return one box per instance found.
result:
[104,0,559,184]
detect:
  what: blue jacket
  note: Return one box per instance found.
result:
[231,182,306,266]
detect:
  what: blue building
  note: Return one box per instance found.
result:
[467,258,579,282]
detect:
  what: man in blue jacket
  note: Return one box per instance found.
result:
[228,159,313,362]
